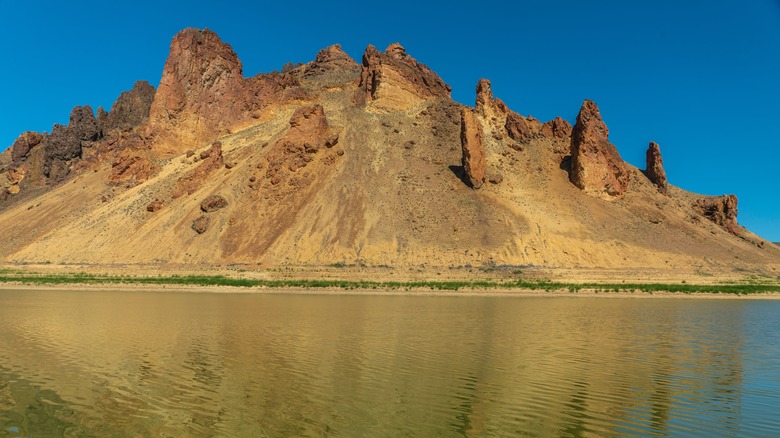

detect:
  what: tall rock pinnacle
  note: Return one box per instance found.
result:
[569,100,629,197]
[148,28,246,156]
[461,108,486,189]
[645,141,668,194]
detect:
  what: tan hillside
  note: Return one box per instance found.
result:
[0,28,778,276]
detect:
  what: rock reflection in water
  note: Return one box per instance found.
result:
[0,290,778,437]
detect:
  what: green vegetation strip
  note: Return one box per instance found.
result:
[0,272,779,294]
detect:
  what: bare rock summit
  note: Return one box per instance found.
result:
[645,141,668,194]
[569,100,629,197]
[358,43,451,110]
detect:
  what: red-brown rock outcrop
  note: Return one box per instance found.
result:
[172,141,224,197]
[569,100,629,197]
[474,79,509,119]
[645,141,668,194]
[200,194,228,212]
[149,28,306,157]
[505,112,543,144]
[461,108,486,189]
[358,43,451,109]
[693,194,740,236]
[108,134,158,187]
[541,117,572,139]
[149,28,246,155]
[265,105,337,185]
[303,44,358,78]
[11,132,43,164]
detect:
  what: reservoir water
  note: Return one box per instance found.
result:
[1,289,779,437]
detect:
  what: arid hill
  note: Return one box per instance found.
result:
[1,28,778,275]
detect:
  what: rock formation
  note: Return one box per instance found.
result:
[106,131,157,186]
[148,28,246,155]
[10,132,43,164]
[303,44,358,78]
[475,78,509,118]
[192,215,210,234]
[541,117,572,139]
[43,105,100,182]
[505,113,543,144]
[645,141,668,194]
[461,108,486,188]
[358,43,451,110]
[172,141,224,197]
[569,100,629,197]
[3,106,101,196]
[265,104,338,185]
[148,28,305,156]
[693,194,740,235]
[3,28,776,272]
[100,81,156,134]
[200,194,228,212]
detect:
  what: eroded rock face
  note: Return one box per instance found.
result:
[475,78,494,112]
[172,141,224,198]
[149,28,306,156]
[358,43,451,110]
[569,100,629,197]
[265,105,337,184]
[541,117,572,139]
[505,112,543,143]
[43,105,100,182]
[149,28,245,155]
[693,194,739,235]
[101,81,156,133]
[645,141,668,194]
[3,106,100,196]
[303,44,358,77]
[475,78,509,119]
[461,108,486,189]
[200,194,228,212]
[11,132,43,163]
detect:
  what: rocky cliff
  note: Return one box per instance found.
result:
[0,28,777,273]
[569,100,629,197]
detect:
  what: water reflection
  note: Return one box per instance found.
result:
[0,291,778,437]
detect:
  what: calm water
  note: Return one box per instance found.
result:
[1,290,779,437]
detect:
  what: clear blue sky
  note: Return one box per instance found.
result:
[1,1,778,241]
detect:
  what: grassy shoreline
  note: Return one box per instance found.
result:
[1,271,779,295]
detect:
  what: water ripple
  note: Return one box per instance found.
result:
[1,292,779,436]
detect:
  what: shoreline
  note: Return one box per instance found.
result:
[2,282,779,299]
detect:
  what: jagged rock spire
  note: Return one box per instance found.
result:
[569,100,629,197]
[645,141,668,194]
